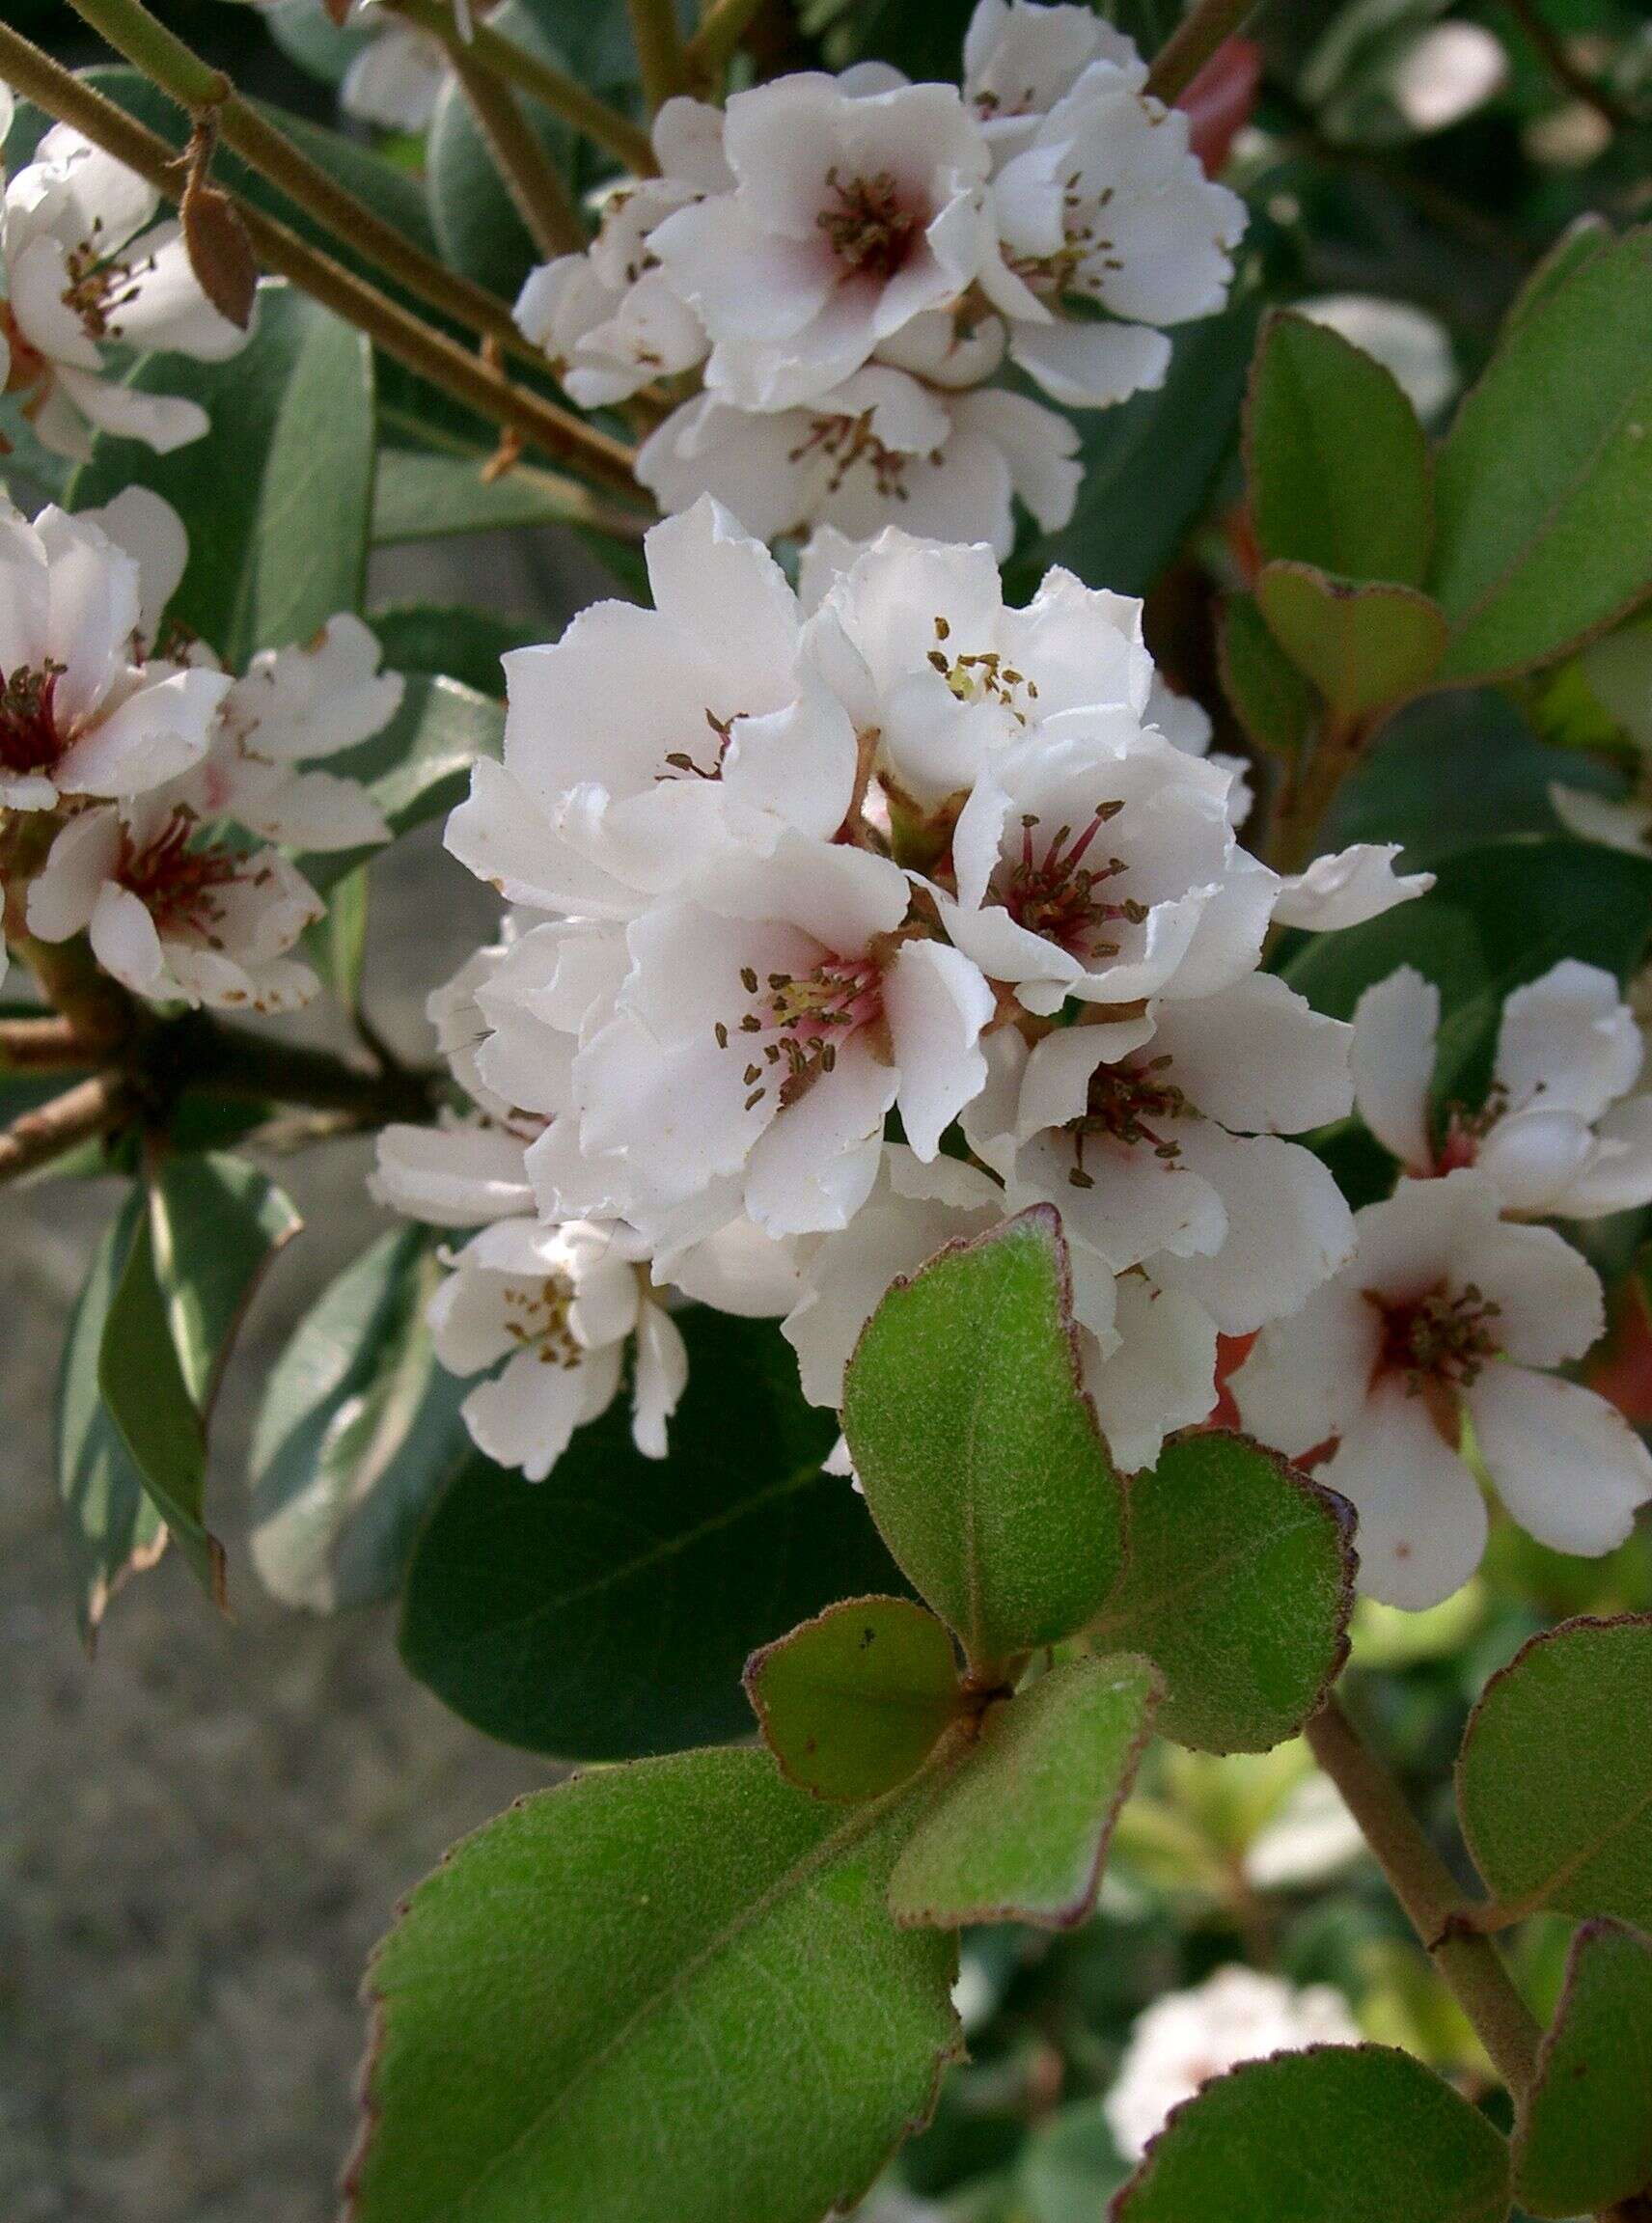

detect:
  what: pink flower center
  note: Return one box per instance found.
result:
[787,408,922,499]
[816,168,920,279]
[0,660,67,778]
[1367,1280,1502,1393]
[717,953,885,1112]
[1064,1053,1196,1187]
[117,809,245,940]
[992,803,1145,957]
[500,1274,581,1366]
[661,708,736,782]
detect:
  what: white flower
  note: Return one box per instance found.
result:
[635,368,1079,560]
[0,499,228,811]
[1082,1270,1220,1472]
[1389,21,1508,136]
[180,614,400,852]
[338,7,452,132]
[963,0,1146,159]
[25,794,321,1012]
[647,74,992,410]
[1352,961,1652,1219]
[984,77,1247,408]
[569,832,994,1242]
[372,1112,539,1229]
[802,529,1152,807]
[1242,1770,1365,1891]
[446,499,856,919]
[429,1215,687,1476]
[1232,1168,1652,1607]
[1105,1967,1361,2161]
[2,124,250,460]
[975,974,1356,1337]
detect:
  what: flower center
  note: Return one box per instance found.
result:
[500,1274,581,1367]
[62,238,155,343]
[661,708,736,782]
[1064,1053,1196,1187]
[816,168,919,279]
[1367,1280,1503,1392]
[117,809,246,939]
[991,803,1144,956]
[926,614,1039,721]
[0,303,49,397]
[788,408,923,499]
[716,954,885,1112]
[0,661,68,778]
[1010,175,1117,296]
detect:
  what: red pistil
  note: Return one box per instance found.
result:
[117,810,245,939]
[993,803,1145,956]
[1066,1053,1195,1187]
[1367,1279,1502,1394]
[815,168,919,279]
[0,661,67,778]
[718,953,885,1112]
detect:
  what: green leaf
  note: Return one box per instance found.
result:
[1430,226,1652,684]
[841,1208,1128,1672]
[1113,2044,1511,2223]
[745,1596,963,1803]
[148,1153,301,1412]
[1458,1614,1652,1930]
[249,1229,469,1613]
[427,0,574,299]
[97,1197,221,1606]
[371,444,643,543]
[1089,1434,1356,1755]
[888,1654,1160,1931]
[71,281,375,665]
[1219,590,1317,758]
[300,673,503,892]
[1256,563,1448,720]
[1515,1918,1652,2219]
[308,862,371,1007]
[347,1748,962,2223]
[56,1196,167,1644]
[399,1308,908,1758]
[1017,2100,1132,2222]
[370,601,539,697]
[1246,310,1433,587]
[1007,289,1262,598]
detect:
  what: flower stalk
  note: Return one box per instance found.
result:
[442,38,588,258]
[0,1070,133,1183]
[685,0,768,81]
[628,0,692,113]
[1143,0,1257,103]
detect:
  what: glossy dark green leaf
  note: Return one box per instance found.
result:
[1113,2044,1511,2223]
[1431,226,1652,683]
[370,445,645,543]
[400,1308,907,1757]
[746,1595,962,1803]
[1515,1918,1652,2219]
[1089,1434,1356,1754]
[1246,310,1432,587]
[1219,590,1316,757]
[300,673,503,892]
[427,0,574,299]
[149,1153,301,1413]
[71,281,375,665]
[348,1749,962,2223]
[1458,1614,1652,1930]
[888,1654,1161,1931]
[841,1209,1128,1672]
[370,601,540,697]
[250,1228,469,1612]
[1256,563,1448,719]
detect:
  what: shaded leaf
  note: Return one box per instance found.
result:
[427,0,573,300]
[841,1208,1128,1673]
[1219,589,1316,757]
[371,445,641,543]
[1515,1917,1652,2219]
[347,1748,962,2223]
[149,1153,301,1413]
[300,673,503,892]
[1256,562,1448,720]
[1090,1433,1356,1754]
[400,1308,907,1758]
[746,1596,963,1803]
[370,601,539,697]
[1458,1614,1652,1930]
[888,1654,1161,1931]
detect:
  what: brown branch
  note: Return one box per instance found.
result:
[1499,0,1638,134]
[444,39,586,258]
[0,1072,134,1184]
[0,1016,90,1072]
[1144,0,1256,104]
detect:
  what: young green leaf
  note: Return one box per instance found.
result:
[1514,1918,1652,2219]
[347,1749,962,2223]
[1219,590,1316,758]
[249,1229,471,1613]
[400,1308,908,1758]
[148,1153,301,1413]
[888,1654,1161,1931]
[1088,1433,1356,1755]
[1431,226,1652,684]
[1113,2045,1511,2223]
[1246,310,1433,587]
[1255,563,1448,721]
[1458,1614,1652,1930]
[745,1596,963,1803]
[841,1208,1128,1672]
[70,281,375,666]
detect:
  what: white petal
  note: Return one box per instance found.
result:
[631,1303,690,1459]
[1468,1366,1652,1557]
[1009,316,1170,408]
[1152,1126,1356,1337]
[88,881,167,997]
[1323,1382,1488,1610]
[1148,974,1354,1136]
[1232,1283,1378,1460]
[1351,966,1438,1170]
[462,1342,621,1483]
[371,1123,535,1228]
[1494,959,1642,1123]
[744,1038,895,1236]
[1456,1216,1604,1369]
[1084,1277,1218,1473]
[1271,845,1434,931]
[885,938,995,1160]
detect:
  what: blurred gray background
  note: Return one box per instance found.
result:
[1,531,607,2220]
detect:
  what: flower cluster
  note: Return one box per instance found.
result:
[513,0,1247,557]
[0,488,397,1011]
[375,497,1431,1485]
[0,92,252,460]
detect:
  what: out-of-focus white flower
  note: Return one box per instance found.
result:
[1295,294,1459,421]
[1390,21,1508,136]
[338,4,452,132]
[1353,960,1652,1219]
[648,74,992,410]
[1233,1168,1652,1607]
[25,793,321,1012]
[635,368,1079,560]
[1105,1966,1361,2161]
[1242,1770,1365,1890]
[1549,619,1652,853]
[0,498,228,811]
[2,124,250,460]
[963,0,1145,159]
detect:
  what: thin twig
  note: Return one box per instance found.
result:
[685,0,767,80]
[628,0,691,113]
[1307,1694,1542,2097]
[0,1072,133,1184]
[0,1015,89,1072]
[0,25,641,498]
[1144,0,1256,104]
[442,38,587,257]
[1499,0,1638,134]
